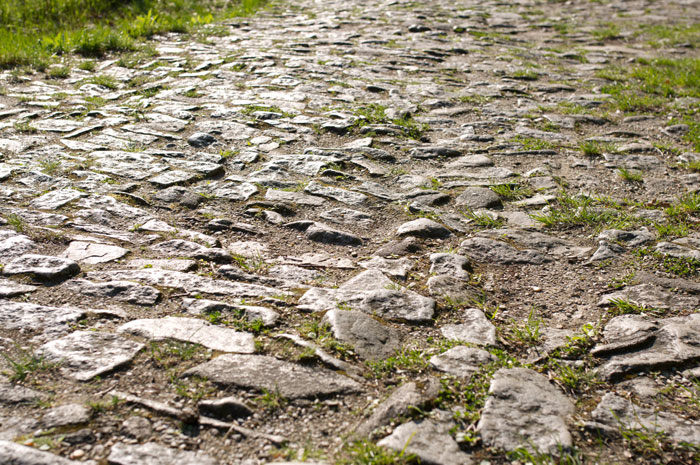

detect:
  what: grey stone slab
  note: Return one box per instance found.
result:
[266,189,326,206]
[429,346,496,377]
[118,317,255,353]
[38,331,144,381]
[598,228,655,247]
[86,269,288,298]
[0,278,37,297]
[108,442,218,465]
[0,440,83,465]
[357,256,414,279]
[591,393,700,444]
[460,237,550,265]
[199,396,252,421]
[30,188,85,210]
[353,380,440,438]
[41,403,91,428]
[298,270,435,322]
[0,235,37,261]
[477,368,574,455]
[429,253,472,279]
[304,181,367,205]
[149,170,198,188]
[440,308,497,345]
[377,420,472,465]
[396,218,451,239]
[182,298,279,326]
[64,279,160,306]
[0,382,43,405]
[319,208,373,227]
[124,259,197,272]
[2,254,80,280]
[151,239,231,263]
[61,241,128,264]
[322,309,399,360]
[183,354,361,398]
[455,187,502,209]
[655,241,700,261]
[595,314,700,381]
[598,284,698,311]
[0,301,85,338]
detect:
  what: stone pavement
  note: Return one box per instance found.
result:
[1,0,699,463]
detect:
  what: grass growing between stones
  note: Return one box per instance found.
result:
[1,346,56,382]
[0,0,266,69]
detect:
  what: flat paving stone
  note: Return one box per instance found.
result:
[322,309,399,360]
[298,270,435,322]
[61,241,128,264]
[429,346,496,377]
[478,368,574,455]
[2,254,80,280]
[440,308,497,346]
[118,317,255,353]
[64,279,160,305]
[377,419,472,465]
[38,331,144,381]
[108,442,218,465]
[0,440,83,465]
[396,218,451,239]
[183,354,361,399]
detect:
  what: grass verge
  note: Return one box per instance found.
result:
[0,0,266,69]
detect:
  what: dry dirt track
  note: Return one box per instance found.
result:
[1,0,700,463]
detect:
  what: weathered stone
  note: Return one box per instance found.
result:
[429,346,496,377]
[38,331,144,381]
[183,354,360,398]
[187,132,217,148]
[374,237,421,257]
[117,317,255,353]
[409,146,461,159]
[3,254,80,280]
[42,403,91,428]
[298,270,435,322]
[477,368,574,455]
[353,380,440,438]
[455,187,502,209]
[124,259,197,272]
[319,208,373,227]
[357,256,414,279]
[64,279,160,305]
[598,283,698,311]
[305,181,367,205]
[182,298,279,326]
[108,442,218,465]
[0,382,43,405]
[30,188,85,210]
[427,275,480,302]
[61,241,128,264]
[0,234,36,261]
[151,239,231,263]
[0,278,37,297]
[590,393,700,444]
[377,420,472,465]
[460,237,549,265]
[286,221,362,246]
[595,314,700,381]
[396,218,451,239]
[322,309,399,360]
[0,440,83,465]
[87,269,288,298]
[429,253,472,279]
[598,228,655,247]
[0,301,85,337]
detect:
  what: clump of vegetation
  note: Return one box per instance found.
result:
[531,192,633,231]
[0,0,266,69]
[351,103,429,140]
[1,346,56,382]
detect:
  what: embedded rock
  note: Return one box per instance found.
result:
[183,354,361,399]
[477,368,574,455]
[377,420,472,465]
[117,317,255,353]
[2,254,80,280]
[108,442,218,465]
[38,331,144,381]
[322,309,400,360]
